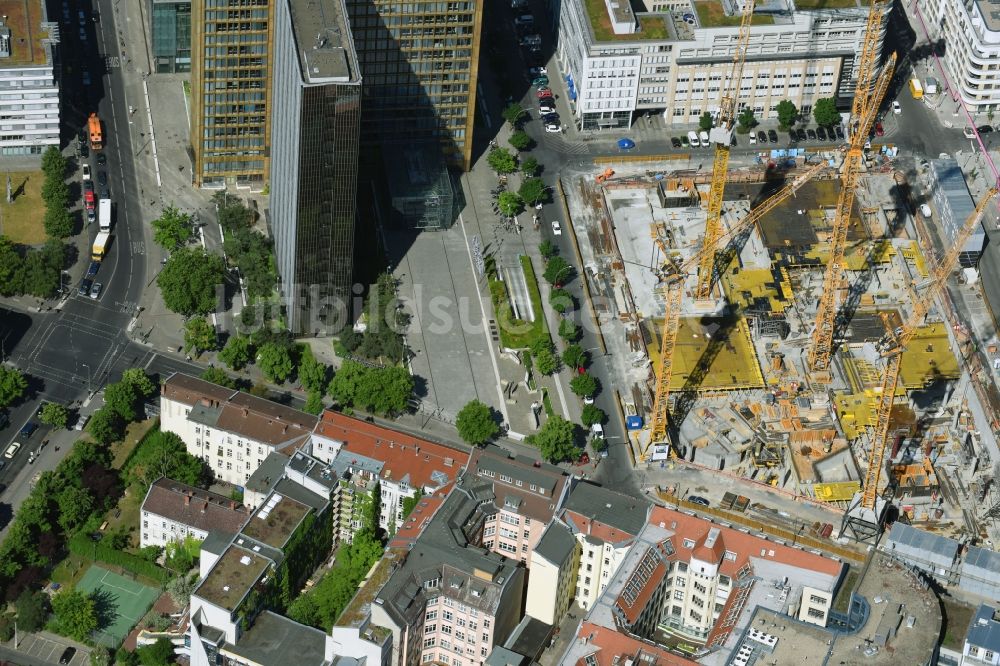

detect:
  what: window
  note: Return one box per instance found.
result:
[809,594,827,604]
[443,611,453,621]
[677,562,688,572]
[423,654,434,663]
[424,638,435,648]
[427,611,438,621]
[523,530,530,539]
[442,625,452,635]
[682,539,695,549]
[482,632,489,643]
[425,624,437,634]
[456,631,465,642]
[807,608,826,620]
[480,647,488,657]
[457,618,466,628]
[483,620,490,629]
[673,590,684,600]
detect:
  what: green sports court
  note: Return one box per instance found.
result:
[76,565,161,647]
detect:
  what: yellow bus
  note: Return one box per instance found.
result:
[909,78,923,99]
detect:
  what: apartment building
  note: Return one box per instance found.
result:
[343,0,483,170]
[963,605,1000,665]
[160,374,317,486]
[919,0,1000,112]
[463,446,571,567]
[309,410,466,540]
[188,472,333,666]
[139,478,250,548]
[270,0,362,334]
[556,0,887,131]
[524,521,579,625]
[929,158,985,267]
[559,483,652,611]
[0,0,59,160]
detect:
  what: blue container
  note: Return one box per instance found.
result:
[626,415,644,430]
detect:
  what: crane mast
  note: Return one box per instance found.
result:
[860,188,998,510]
[807,1,893,375]
[645,162,829,453]
[695,0,758,301]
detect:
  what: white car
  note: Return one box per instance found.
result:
[82,164,91,180]
[528,66,547,77]
[583,395,595,405]
[4,442,21,459]
[920,203,932,218]
[545,123,561,133]
[551,221,562,235]
[892,100,901,114]
[749,132,757,145]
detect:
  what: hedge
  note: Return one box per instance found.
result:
[68,533,170,584]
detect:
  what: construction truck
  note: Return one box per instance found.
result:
[98,198,112,232]
[92,231,110,261]
[88,113,103,150]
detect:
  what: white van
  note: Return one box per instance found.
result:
[920,203,932,218]
[687,130,700,147]
[699,130,710,146]
[591,423,604,439]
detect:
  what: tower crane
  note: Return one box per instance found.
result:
[842,187,998,539]
[807,0,896,376]
[644,161,829,458]
[695,0,758,301]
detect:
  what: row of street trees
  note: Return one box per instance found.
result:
[699,97,843,134]
[41,147,74,238]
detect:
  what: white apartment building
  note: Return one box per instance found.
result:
[525,521,579,625]
[920,0,1000,112]
[556,0,888,130]
[139,477,250,548]
[160,373,317,487]
[0,0,60,159]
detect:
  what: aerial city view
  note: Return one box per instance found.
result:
[1,0,1000,661]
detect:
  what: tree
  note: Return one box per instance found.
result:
[549,288,574,314]
[562,343,587,370]
[87,408,124,444]
[539,239,558,260]
[157,247,225,316]
[558,318,581,343]
[502,102,526,127]
[497,191,524,217]
[528,415,578,463]
[298,346,330,393]
[22,249,60,297]
[521,156,540,177]
[38,402,69,429]
[41,146,66,179]
[136,637,175,666]
[508,130,532,151]
[41,178,69,208]
[43,206,73,239]
[15,589,48,632]
[51,588,98,641]
[0,366,27,408]
[89,646,112,666]
[737,108,757,133]
[116,649,141,666]
[184,317,217,356]
[570,372,599,398]
[813,97,840,127]
[543,256,573,285]
[364,481,382,536]
[200,366,236,389]
[57,486,94,534]
[487,147,517,175]
[214,192,253,231]
[328,361,414,417]
[103,381,141,422]
[166,571,197,608]
[121,369,157,399]
[699,112,714,132]
[776,100,798,130]
[304,390,325,415]
[401,489,423,519]
[0,236,23,296]
[224,228,277,300]
[456,400,499,446]
[257,342,293,383]
[151,206,194,250]
[534,347,560,375]
[581,404,606,427]
[127,430,210,488]
[220,334,253,370]
[519,177,547,206]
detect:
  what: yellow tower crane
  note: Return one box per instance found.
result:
[644,162,829,458]
[695,0,758,301]
[807,0,896,377]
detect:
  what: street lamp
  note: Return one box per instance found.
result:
[81,362,92,394]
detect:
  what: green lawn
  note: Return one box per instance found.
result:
[51,552,94,588]
[694,1,775,27]
[584,0,669,40]
[495,256,551,350]
[942,599,976,650]
[0,171,48,245]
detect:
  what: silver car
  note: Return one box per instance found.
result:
[89,281,102,299]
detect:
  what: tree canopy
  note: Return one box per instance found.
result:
[15,590,48,632]
[487,147,517,174]
[257,342,293,383]
[151,206,194,250]
[543,256,573,285]
[157,247,225,316]
[502,102,525,127]
[519,177,547,206]
[498,191,523,217]
[776,100,798,129]
[201,366,237,389]
[0,366,28,409]
[562,343,587,371]
[570,372,599,398]
[737,108,757,133]
[220,334,253,370]
[698,112,714,132]
[521,156,540,177]
[50,588,98,641]
[328,361,414,417]
[126,430,211,489]
[534,347,560,376]
[581,404,606,427]
[456,400,499,446]
[813,98,840,127]
[38,402,68,429]
[298,345,331,393]
[508,130,532,151]
[528,415,578,463]
[184,317,218,355]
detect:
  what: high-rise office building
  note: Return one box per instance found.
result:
[344,0,484,170]
[189,0,273,188]
[270,0,362,334]
[151,0,191,73]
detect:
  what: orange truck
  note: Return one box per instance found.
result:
[88,113,103,150]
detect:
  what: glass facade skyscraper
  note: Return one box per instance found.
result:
[151,0,191,72]
[270,0,362,333]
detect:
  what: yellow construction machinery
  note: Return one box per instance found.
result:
[643,162,828,460]
[841,187,998,540]
[695,0,758,301]
[808,1,897,376]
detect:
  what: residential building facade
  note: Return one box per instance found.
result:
[139,477,250,548]
[0,0,59,159]
[525,521,579,625]
[919,0,1000,113]
[464,446,571,567]
[556,0,888,131]
[160,373,317,486]
[344,0,483,170]
[189,0,273,188]
[270,0,362,334]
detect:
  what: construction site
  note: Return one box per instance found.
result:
[560,55,1000,551]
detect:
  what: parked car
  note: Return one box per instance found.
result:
[78,278,93,297]
[671,136,682,148]
[680,134,690,147]
[872,122,883,137]
[541,113,559,123]
[89,282,103,299]
[19,422,38,438]
[806,128,817,140]
[978,124,994,134]
[920,203,932,218]
[82,70,91,86]
[687,131,699,147]
[4,442,21,459]
[749,132,757,145]
[767,129,778,143]
[788,131,798,143]
[757,130,767,144]
[528,66,547,77]
[817,126,828,140]
[892,100,901,114]
[796,128,807,141]
[535,88,552,98]
[79,26,87,41]
[834,126,845,139]
[551,220,562,235]
[538,102,555,114]
[97,170,108,186]
[82,164,91,180]
[699,130,709,145]
[86,260,100,278]
[59,647,77,665]
[514,14,533,28]
[544,123,561,133]
[688,495,710,506]
[96,153,107,166]
[531,76,549,87]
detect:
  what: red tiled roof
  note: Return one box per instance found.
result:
[562,510,637,546]
[388,491,448,549]
[141,477,250,536]
[573,622,696,666]
[317,411,467,489]
[616,559,667,625]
